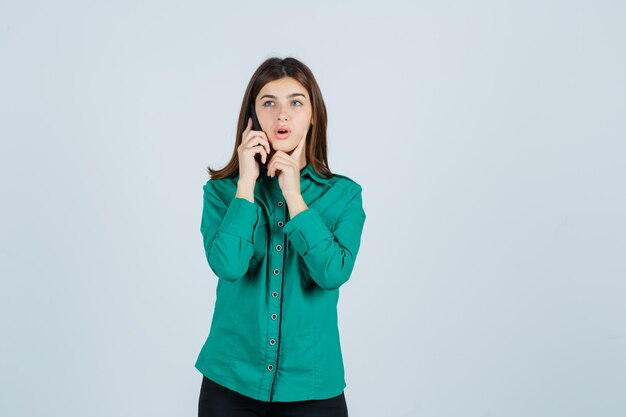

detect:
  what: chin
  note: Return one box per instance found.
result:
[272,140,296,153]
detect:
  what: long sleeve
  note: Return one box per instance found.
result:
[195,164,366,402]
[282,184,366,290]
[200,180,262,282]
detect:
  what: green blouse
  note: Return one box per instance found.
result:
[194,162,367,402]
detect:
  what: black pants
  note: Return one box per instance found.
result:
[198,376,348,417]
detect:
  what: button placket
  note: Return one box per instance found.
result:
[267,198,285,374]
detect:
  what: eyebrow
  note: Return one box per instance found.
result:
[259,93,306,100]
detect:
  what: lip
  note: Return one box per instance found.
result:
[274,125,291,135]
[274,125,291,140]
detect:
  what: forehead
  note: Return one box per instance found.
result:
[258,77,308,97]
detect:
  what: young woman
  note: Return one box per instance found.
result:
[196,56,366,417]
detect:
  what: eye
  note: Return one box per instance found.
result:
[261,100,303,107]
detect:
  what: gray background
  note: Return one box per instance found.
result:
[1,1,624,416]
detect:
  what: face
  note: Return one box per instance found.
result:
[255,77,313,154]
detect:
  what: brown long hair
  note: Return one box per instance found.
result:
[206,57,332,180]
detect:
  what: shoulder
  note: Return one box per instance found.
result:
[203,176,238,198]
[328,171,363,196]
[326,172,366,218]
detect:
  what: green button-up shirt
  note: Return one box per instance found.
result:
[194,162,367,402]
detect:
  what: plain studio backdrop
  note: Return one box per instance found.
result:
[1,1,624,416]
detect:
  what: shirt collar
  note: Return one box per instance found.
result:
[233,163,331,185]
[301,162,331,185]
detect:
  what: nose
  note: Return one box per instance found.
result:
[277,104,289,122]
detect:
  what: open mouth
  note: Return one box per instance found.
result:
[275,127,291,139]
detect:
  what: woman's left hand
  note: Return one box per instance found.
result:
[267,129,308,198]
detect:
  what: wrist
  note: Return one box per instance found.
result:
[285,193,307,218]
[283,191,303,203]
[236,179,256,203]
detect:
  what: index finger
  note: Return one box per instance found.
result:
[243,117,252,133]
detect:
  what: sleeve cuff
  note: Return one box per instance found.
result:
[219,197,261,243]
[282,208,333,256]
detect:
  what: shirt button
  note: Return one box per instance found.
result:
[268,364,274,371]
[278,221,284,227]
[269,339,276,345]
[275,244,282,251]
[272,291,278,298]
[277,201,284,207]
[271,314,277,320]
[273,268,280,275]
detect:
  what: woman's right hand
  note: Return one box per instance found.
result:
[237,117,271,183]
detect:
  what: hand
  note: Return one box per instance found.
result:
[237,117,271,183]
[267,127,308,198]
